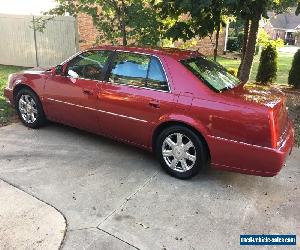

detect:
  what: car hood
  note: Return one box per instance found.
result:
[223,83,285,109]
[22,67,51,74]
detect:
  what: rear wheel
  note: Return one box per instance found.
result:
[156,125,207,179]
[15,88,46,128]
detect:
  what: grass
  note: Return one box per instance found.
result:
[216,52,294,84]
[0,65,27,126]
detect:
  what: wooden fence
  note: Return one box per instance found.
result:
[0,14,79,67]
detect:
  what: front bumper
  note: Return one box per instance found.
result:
[208,121,295,177]
[4,87,14,106]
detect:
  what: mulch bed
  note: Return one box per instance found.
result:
[285,92,300,147]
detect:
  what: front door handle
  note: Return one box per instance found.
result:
[83,89,93,96]
[149,100,160,108]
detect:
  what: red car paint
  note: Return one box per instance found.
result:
[4,46,294,177]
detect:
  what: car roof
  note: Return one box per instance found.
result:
[90,45,201,60]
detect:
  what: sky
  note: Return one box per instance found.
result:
[0,0,57,15]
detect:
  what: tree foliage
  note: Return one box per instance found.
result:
[48,0,160,46]
[155,0,235,60]
[288,49,300,88]
[256,45,278,84]
[257,28,284,48]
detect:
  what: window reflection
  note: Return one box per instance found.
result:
[109,52,169,91]
[67,51,110,80]
[109,52,149,87]
[181,57,241,92]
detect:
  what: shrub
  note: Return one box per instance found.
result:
[255,45,260,55]
[288,49,300,89]
[237,32,244,48]
[256,45,278,84]
[227,37,240,52]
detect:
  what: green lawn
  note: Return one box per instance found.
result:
[0,65,27,126]
[216,52,294,84]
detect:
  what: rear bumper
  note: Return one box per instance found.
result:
[208,121,295,177]
[4,87,14,106]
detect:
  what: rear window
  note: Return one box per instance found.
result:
[181,57,240,92]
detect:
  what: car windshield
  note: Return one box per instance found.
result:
[181,56,241,92]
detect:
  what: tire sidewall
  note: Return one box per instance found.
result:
[156,125,207,179]
[15,88,45,128]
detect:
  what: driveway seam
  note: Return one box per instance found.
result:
[96,228,140,250]
[97,171,158,228]
[92,172,158,250]
[0,177,68,250]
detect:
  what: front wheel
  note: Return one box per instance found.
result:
[156,126,208,179]
[15,88,46,129]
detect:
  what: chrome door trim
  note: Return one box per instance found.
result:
[46,98,148,123]
[59,49,172,93]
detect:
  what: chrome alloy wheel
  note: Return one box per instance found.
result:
[18,94,38,124]
[162,133,197,172]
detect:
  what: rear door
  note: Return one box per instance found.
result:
[44,50,111,133]
[98,51,175,147]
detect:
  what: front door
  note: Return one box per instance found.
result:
[98,51,175,148]
[44,50,111,133]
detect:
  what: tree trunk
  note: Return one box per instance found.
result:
[238,18,250,78]
[214,21,221,61]
[111,0,127,46]
[120,0,127,46]
[239,13,260,82]
[121,20,127,46]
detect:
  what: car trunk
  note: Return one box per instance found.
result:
[223,83,289,148]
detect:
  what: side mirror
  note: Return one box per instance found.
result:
[52,65,63,75]
[67,69,79,79]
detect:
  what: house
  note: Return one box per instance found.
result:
[262,9,300,46]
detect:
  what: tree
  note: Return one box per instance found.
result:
[288,49,300,88]
[238,0,300,82]
[48,0,160,46]
[155,0,232,60]
[256,45,278,83]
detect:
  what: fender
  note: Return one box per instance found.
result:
[12,72,48,101]
[150,113,210,151]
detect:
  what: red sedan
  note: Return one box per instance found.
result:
[4,46,294,179]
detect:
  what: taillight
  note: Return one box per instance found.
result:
[269,110,278,148]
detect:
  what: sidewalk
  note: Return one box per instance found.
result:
[0,180,66,250]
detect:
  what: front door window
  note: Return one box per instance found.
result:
[66,50,111,80]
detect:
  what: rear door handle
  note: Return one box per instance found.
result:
[149,100,160,108]
[83,89,93,96]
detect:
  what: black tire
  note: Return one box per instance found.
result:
[15,88,47,129]
[155,125,208,179]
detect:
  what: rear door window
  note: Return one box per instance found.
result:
[109,52,169,91]
[109,52,149,88]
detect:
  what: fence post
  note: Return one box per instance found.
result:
[32,15,39,67]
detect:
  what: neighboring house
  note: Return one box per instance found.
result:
[77,13,227,55]
[262,9,300,46]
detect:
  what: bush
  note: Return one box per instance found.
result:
[255,45,260,55]
[237,32,244,48]
[256,45,278,84]
[227,37,240,52]
[288,49,300,89]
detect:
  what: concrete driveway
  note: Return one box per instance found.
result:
[0,123,299,250]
